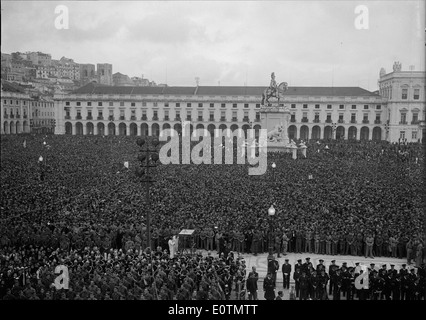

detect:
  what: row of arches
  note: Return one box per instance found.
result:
[288,125,382,141]
[64,122,263,137]
[63,122,383,140]
[3,121,30,134]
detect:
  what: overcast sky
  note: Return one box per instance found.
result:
[1,1,425,90]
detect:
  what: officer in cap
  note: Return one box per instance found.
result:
[328,259,339,296]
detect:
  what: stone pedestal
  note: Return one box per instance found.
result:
[260,103,293,153]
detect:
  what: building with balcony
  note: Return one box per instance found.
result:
[1,80,33,134]
[50,62,424,143]
[378,62,425,142]
[52,82,385,141]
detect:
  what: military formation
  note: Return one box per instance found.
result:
[288,258,426,300]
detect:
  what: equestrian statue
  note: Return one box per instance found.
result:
[261,72,288,106]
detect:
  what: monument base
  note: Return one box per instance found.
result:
[263,142,293,153]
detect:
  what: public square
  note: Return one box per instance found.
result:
[1,0,425,302]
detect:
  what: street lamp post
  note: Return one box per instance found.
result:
[267,205,276,259]
[271,162,276,181]
[136,137,160,251]
[332,122,337,140]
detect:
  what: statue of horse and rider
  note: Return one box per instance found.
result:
[261,72,288,106]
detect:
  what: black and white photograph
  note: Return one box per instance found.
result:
[0,0,425,313]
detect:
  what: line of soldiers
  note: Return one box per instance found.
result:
[292,258,425,300]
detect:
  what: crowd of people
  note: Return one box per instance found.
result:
[0,133,424,300]
[261,257,425,300]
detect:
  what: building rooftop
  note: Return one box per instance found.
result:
[71,82,380,97]
[1,80,27,93]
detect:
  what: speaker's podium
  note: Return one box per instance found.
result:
[179,229,195,255]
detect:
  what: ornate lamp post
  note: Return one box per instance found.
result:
[332,122,337,140]
[267,205,276,259]
[136,137,160,251]
[271,162,276,181]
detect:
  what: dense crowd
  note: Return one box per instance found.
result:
[263,257,425,300]
[0,133,424,300]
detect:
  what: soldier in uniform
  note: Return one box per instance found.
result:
[356,232,364,257]
[346,233,353,255]
[237,231,245,254]
[332,268,342,300]
[320,232,326,255]
[400,263,409,300]
[199,228,207,250]
[310,270,318,300]
[397,235,405,259]
[293,261,302,298]
[314,232,320,254]
[326,233,332,255]
[316,259,326,274]
[299,270,309,300]
[244,229,252,254]
[339,232,346,255]
[215,228,222,255]
[390,235,398,258]
[274,231,282,258]
[371,270,385,300]
[246,267,259,300]
[302,257,313,274]
[295,229,302,253]
[288,229,295,253]
[328,260,339,296]
[347,267,356,300]
[305,229,312,253]
[332,232,339,256]
[365,233,374,258]
[295,258,303,274]
[251,230,259,256]
[340,263,350,298]
[406,268,416,300]
[390,267,401,300]
[282,231,289,256]
[375,233,383,257]
[383,265,392,300]
[406,238,414,265]
[317,269,329,300]
[267,256,279,287]
[206,228,215,252]
[282,258,291,289]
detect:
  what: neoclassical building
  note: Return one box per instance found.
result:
[4,62,424,143]
[378,62,425,142]
[1,80,55,134]
[53,82,392,141]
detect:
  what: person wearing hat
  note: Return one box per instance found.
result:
[263,272,275,300]
[295,259,303,274]
[399,264,409,300]
[302,257,313,274]
[282,258,291,289]
[328,260,339,296]
[388,264,397,277]
[340,263,350,299]
[246,266,258,300]
[317,269,329,300]
[316,259,325,273]
[406,267,417,300]
[299,270,310,300]
[267,256,279,287]
[332,267,342,300]
[293,267,301,298]
[365,233,375,259]
[275,290,283,300]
